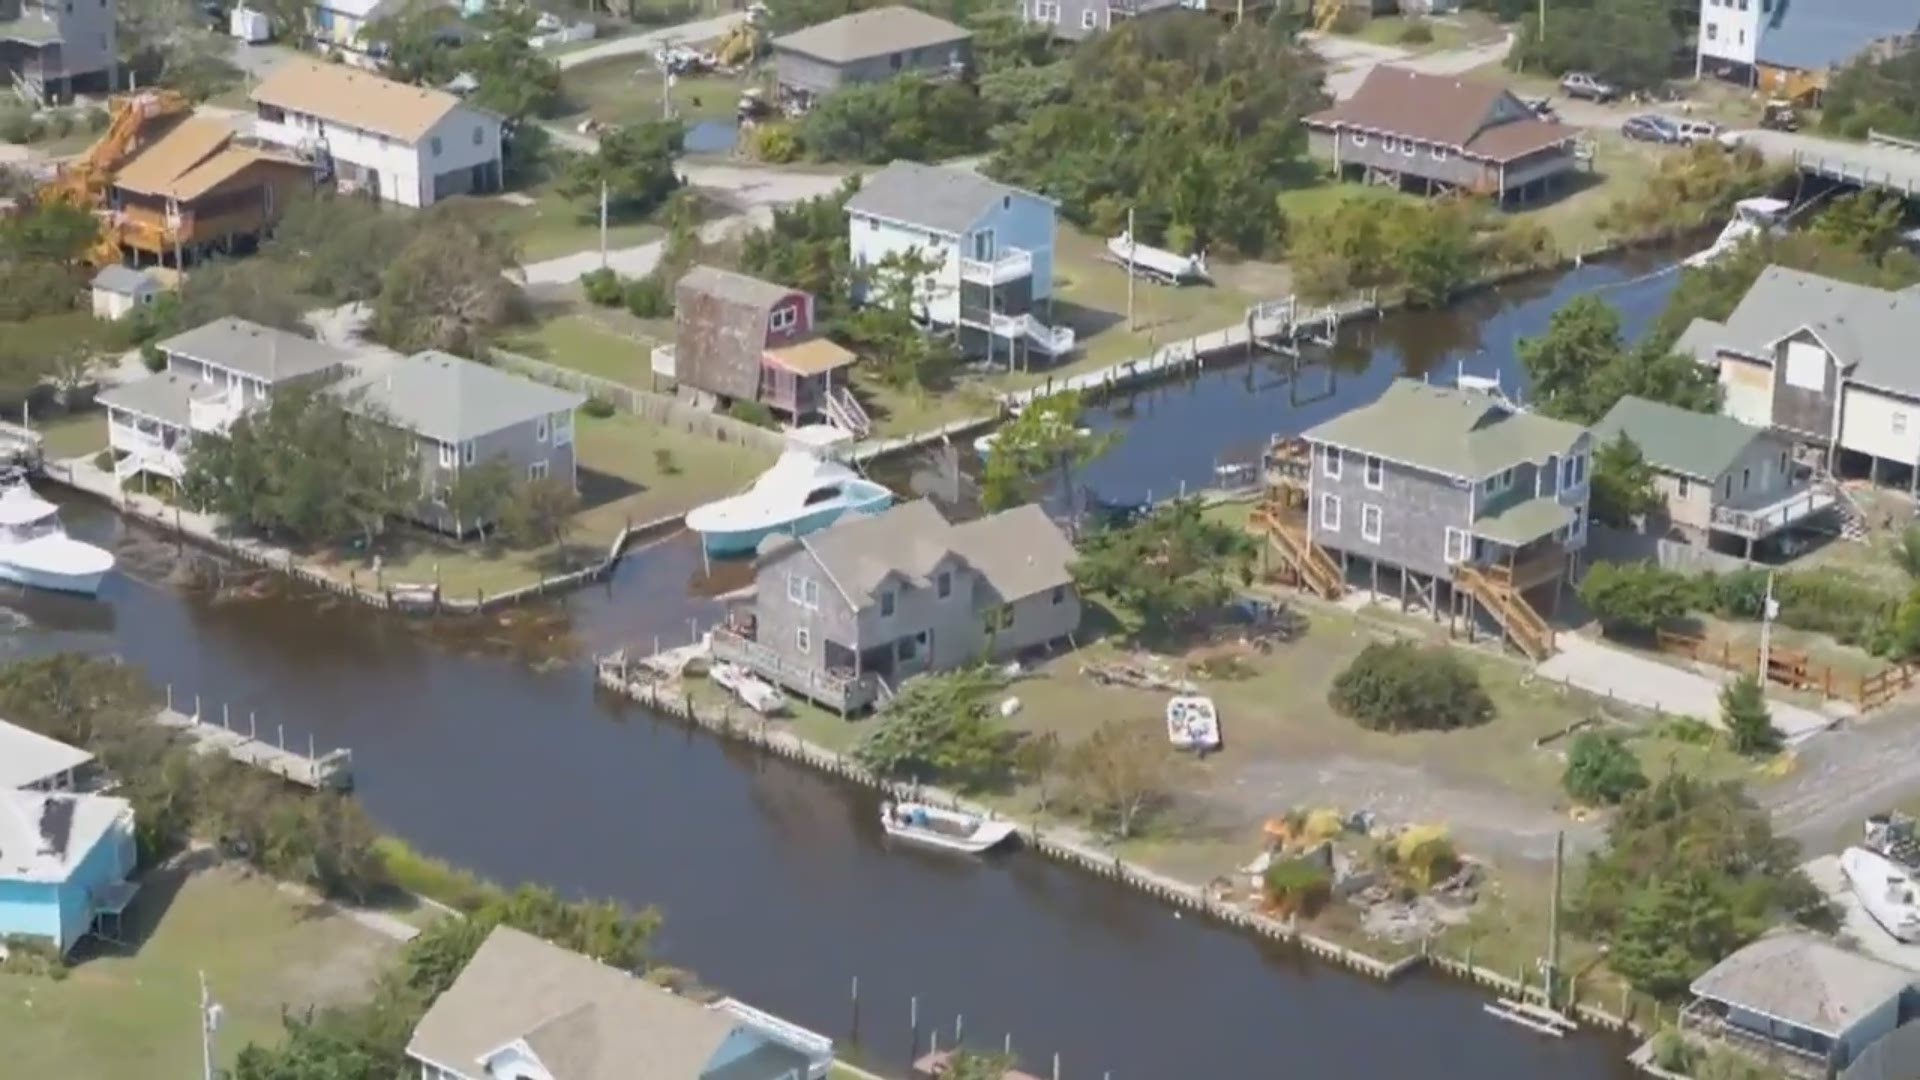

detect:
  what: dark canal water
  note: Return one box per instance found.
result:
[1,255,1684,1079]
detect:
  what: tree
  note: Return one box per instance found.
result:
[1071,499,1255,642]
[561,121,684,219]
[1577,561,1694,637]
[1562,731,1647,805]
[1328,641,1494,732]
[795,76,990,164]
[1719,675,1779,757]
[363,0,461,85]
[1812,192,1905,260]
[1386,198,1478,308]
[980,391,1114,523]
[837,247,957,392]
[445,457,515,539]
[499,475,582,553]
[1589,432,1661,529]
[851,668,1011,787]
[1650,230,1920,354]
[172,258,310,334]
[738,180,860,318]
[1011,731,1062,812]
[454,4,563,124]
[1507,0,1678,89]
[1519,295,1715,423]
[232,1016,379,1080]
[269,192,415,304]
[1823,48,1920,141]
[1062,717,1171,839]
[370,206,522,354]
[117,0,240,97]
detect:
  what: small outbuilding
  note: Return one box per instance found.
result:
[90,266,159,321]
[1685,931,1918,1074]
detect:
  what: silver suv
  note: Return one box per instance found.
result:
[1560,71,1619,102]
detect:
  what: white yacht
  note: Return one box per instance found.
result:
[880,801,1018,855]
[0,480,115,597]
[686,427,892,558]
[1683,196,1789,268]
[1842,845,1920,943]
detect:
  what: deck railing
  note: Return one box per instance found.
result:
[710,627,878,713]
[1710,485,1836,539]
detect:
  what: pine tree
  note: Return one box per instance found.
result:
[1719,675,1779,757]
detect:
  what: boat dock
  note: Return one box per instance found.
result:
[154,687,353,790]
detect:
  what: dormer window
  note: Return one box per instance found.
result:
[770,306,798,333]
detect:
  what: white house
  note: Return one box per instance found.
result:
[844,160,1074,369]
[89,266,159,321]
[98,317,357,484]
[1678,266,1920,491]
[1696,0,1920,89]
[249,60,503,208]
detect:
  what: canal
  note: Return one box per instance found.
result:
[3,255,1683,1079]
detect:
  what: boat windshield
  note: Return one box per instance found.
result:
[1,520,59,542]
[802,485,842,507]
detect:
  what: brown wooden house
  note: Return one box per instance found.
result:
[670,264,862,429]
[108,115,314,266]
[1305,66,1579,204]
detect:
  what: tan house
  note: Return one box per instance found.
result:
[1592,395,1835,556]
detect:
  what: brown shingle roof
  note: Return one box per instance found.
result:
[674,265,800,401]
[251,60,463,143]
[1307,66,1576,162]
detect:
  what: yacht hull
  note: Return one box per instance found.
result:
[696,490,893,557]
[0,562,107,597]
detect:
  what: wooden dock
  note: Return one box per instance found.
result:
[154,687,353,790]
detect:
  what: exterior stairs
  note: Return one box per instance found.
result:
[1251,500,1343,600]
[1454,564,1555,662]
[824,386,871,439]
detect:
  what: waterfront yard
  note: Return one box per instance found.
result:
[558,56,751,129]
[0,861,395,1079]
[31,404,108,459]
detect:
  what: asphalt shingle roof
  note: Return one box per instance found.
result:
[799,499,1075,608]
[344,351,583,444]
[1755,0,1920,72]
[156,318,353,384]
[1305,66,1577,163]
[846,160,1041,236]
[1305,380,1586,480]
[772,5,969,65]
[1682,266,1920,398]
[96,371,216,429]
[1473,496,1574,545]
[91,266,154,295]
[1691,931,1916,1038]
[0,717,92,791]
[1592,395,1769,482]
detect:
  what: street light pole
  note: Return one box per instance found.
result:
[200,971,221,1080]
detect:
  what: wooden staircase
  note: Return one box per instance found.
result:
[1454,565,1555,662]
[1251,501,1344,600]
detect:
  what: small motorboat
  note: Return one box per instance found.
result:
[0,479,115,597]
[686,426,892,558]
[1105,230,1210,285]
[1166,694,1220,751]
[710,660,786,715]
[1683,196,1789,268]
[972,425,1092,459]
[1842,845,1920,943]
[880,800,1018,855]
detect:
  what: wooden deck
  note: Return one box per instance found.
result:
[153,690,353,790]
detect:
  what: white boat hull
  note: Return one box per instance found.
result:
[880,802,1018,855]
[1167,694,1221,751]
[0,561,108,597]
[1842,846,1920,943]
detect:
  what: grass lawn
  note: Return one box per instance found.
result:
[559,57,749,128]
[1276,180,1418,223]
[501,311,657,384]
[310,410,774,597]
[490,177,667,263]
[32,405,108,459]
[0,861,395,1079]
[1510,131,1665,255]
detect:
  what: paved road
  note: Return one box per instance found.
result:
[1311,31,1515,101]
[1537,633,1837,745]
[554,12,746,71]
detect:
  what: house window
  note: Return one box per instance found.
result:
[1323,446,1342,480]
[461,441,475,466]
[1081,7,1096,27]
[536,415,549,442]
[528,460,549,481]
[770,306,798,333]
[890,51,904,69]
[1402,138,1417,157]
[788,574,804,604]
[1677,476,1690,498]
[1737,29,1745,44]
[1706,23,1717,40]
[1360,504,1382,543]
[1723,475,1733,499]
[1320,493,1341,531]
[1351,131,1367,147]
[796,627,811,654]
[937,571,952,599]
[431,136,442,156]
[1051,585,1066,605]
[1444,527,1467,564]
[1742,467,1751,491]
[1364,455,1384,490]
[988,604,1015,631]
[438,442,455,468]
[880,590,896,618]
[1484,468,1515,495]
[473,126,483,145]
[1431,145,1450,161]
[1895,412,1909,434]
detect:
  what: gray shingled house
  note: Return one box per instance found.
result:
[713,499,1081,713]
[406,925,828,1080]
[1686,932,1916,1074]
[1017,0,1180,40]
[100,318,357,484]
[771,5,971,110]
[1592,395,1834,555]
[1304,66,1578,203]
[343,351,584,536]
[1263,380,1590,660]
[668,264,862,432]
[0,0,117,100]
[1676,265,1920,493]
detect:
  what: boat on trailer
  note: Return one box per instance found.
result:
[1105,230,1210,285]
[880,800,1018,855]
[710,660,787,715]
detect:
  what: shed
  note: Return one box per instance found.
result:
[90,266,159,321]
[1690,932,1917,1070]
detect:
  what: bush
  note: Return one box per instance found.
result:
[1578,561,1696,637]
[1562,731,1647,805]
[580,395,617,419]
[1328,641,1494,732]
[140,342,167,371]
[579,267,624,306]
[623,274,671,318]
[374,836,494,913]
[1261,856,1332,917]
[84,106,109,133]
[0,109,35,144]
[44,109,73,138]
[1399,20,1435,44]
[1720,675,1779,757]
[725,399,777,429]
[746,122,801,164]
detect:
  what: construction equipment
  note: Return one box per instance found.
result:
[1760,98,1801,132]
[35,89,189,266]
[1312,0,1346,32]
[713,4,767,68]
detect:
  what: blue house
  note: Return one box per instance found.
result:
[0,788,137,955]
[407,925,836,1080]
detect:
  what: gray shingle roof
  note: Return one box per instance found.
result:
[406,926,741,1079]
[156,317,354,384]
[0,717,92,791]
[949,503,1076,600]
[96,370,220,429]
[1473,496,1573,545]
[91,266,154,296]
[846,161,1042,237]
[1592,395,1770,482]
[772,5,969,66]
[1755,0,1919,72]
[678,264,796,310]
[800,499,1075,607]
[1305,380,1586,480]
[344,352,584,444]
[1695,266,1920,397]
[1691,931,1916,1038]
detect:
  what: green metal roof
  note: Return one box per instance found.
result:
[1591,395,1765,482]
[0,15,63,45]
[1305,380,1586,480]
[1473,496,1573,545]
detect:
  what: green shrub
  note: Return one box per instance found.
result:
[1562,731,1647,805]
[1261,856,1332,916]
[747,122,801,164]
[1399,20,1435,44]
[0,109,35,144]
[140,342,167,372]
[1578,561,1696,637]
[652,447,680,475]
[44,109,73,138]
[373,836,497,913]
[1720,675,1779,757]
[580,395,617,419]
[623,274,671,318]
[1656,714,1718,745]
[1328,640,1494,732]
[84,106,110,133]
[725,399,777,429]
[0,935,68,979]
[579,267,624,306]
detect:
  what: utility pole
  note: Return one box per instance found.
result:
[1545,830,1563,1010]
[1125,207,1136,332]
[1538,0,1546,38]
[1758,570,1778,682]
[199,971,222,1080]
[598,180,609,269]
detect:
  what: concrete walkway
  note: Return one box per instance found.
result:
[1537,634,1836,745]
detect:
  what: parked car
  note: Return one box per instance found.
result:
[1521,96,1559,121]
[1622,114,1680,143]
[1670,117,1724,145]
[1560,71,1619,102]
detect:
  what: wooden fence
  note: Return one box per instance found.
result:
[1653,627,1916,709]
[490,349,789,456]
